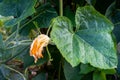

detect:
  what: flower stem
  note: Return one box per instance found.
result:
[46,25,52,36]
[15,22,20,41]
[33,21,41,34]
[58,1,63,79]
[58,61,61,80]
[46,46,52,61]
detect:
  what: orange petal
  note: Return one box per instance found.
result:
[30,34,50,63]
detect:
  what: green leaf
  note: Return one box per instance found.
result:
[0,33,31,63]
[63,60,83,80]
[81,73,93,80]
[0,0,37,27]
[105,2,115,21]
[102,69,116,74]
[21,49,48,68]
[105,2,120,24]
[0,34,31,62]
[0,15,13,27]
[50,6,117,69]
[80,64,95,74]
[0,64,26,80]
[34,4,57,28]
[17,47,34,68]
[93,71,106,80]
[19,3,57,36]
[75,6,113,31]
[19,22,35,36]
[105,2,120,43]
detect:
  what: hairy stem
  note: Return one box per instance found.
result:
[59,0,63,16]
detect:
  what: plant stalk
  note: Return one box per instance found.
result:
[15,22,20,41]
[58,61,61,80]
[46,46,52,61]
[59,0,63,16]
[58,1,63,80]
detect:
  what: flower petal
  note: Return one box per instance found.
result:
[30,34,50,63]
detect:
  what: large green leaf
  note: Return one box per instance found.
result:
[0,0,37,27]
[50,6,117,69]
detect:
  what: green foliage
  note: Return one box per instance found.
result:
[0,0,37,27]
[0,64,26,80]
[19,3,57,36]
[0,0,120,80]
[63,60,82,80]
[93,71,106,80]
[80,64,95,74]
[32,72,46,80]
[51,6,117,69]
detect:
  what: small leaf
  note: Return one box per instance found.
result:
[80,64,95,74]
[93,71,106,80]
[102,69,116,74]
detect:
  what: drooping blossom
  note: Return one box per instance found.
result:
[30,34,50,63]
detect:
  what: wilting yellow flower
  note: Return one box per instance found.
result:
[30,34,50,63]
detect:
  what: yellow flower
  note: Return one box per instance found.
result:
[30,34,50,63]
